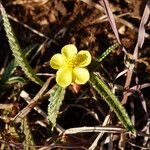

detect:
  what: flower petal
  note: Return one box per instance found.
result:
[56,68,72,87]
[72,68,90,84]
[61,44,77,59]
[50,54,65,69]
[75,50,91,67]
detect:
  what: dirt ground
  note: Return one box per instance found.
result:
[0,0,150,149]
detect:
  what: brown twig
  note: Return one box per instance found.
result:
[11,77,53,123]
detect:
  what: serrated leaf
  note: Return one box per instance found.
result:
[90,43,119,70]
[48,84,66,130]
[96,43,119,63]
[21,117,35,150]
[1,43,39,83]
[90,73,136,135]
[0,4,43,86]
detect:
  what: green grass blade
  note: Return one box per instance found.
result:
[6,76,26,84]
[48,84,66,130]
[0,60,15,83]
[23,43,39,58]
[0,4,43,86]
[90,73,136,135]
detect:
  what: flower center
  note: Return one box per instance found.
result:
[66,57,77,68]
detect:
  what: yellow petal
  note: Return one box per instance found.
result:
[72,68,90,84]
[74,50,91,67]
[56,68,72,87]
[50,54,65,69]
[61,44,77,59]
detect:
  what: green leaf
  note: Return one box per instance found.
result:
[23,43,39,58]
[90,73,136,135]
[90,43,119,70]
[6,76,26,84]
[21,117,35,150]
[0,59,15,83]
[48,84,66,129]
[0,3,43,86]
[1,43,39,84]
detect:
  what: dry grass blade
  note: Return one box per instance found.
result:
[122,69,133,104]
[30,39,48,62]
[88,115,111,150]
[100,0,127,53]
[64,126,150,138]
[126,83,150,118]
[8,15,49,39]
[86,0,149,103]
[122,1,150,104]
[64,126,127,134]
[20,90,48,119]
[11,77,53,123]
[139,91,149,117]
[133,0,150,59]
[126,83,150,97]
[81,0,150,38]
[143,121,150,146]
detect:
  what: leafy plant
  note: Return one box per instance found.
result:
[90,73,136,135]
[90,43,135,135]
[48,43,136,135]
[0,43,38,84]
[48,84,66,129]
[0,3,43,86]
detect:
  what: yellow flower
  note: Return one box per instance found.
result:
[50,44,91,88]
